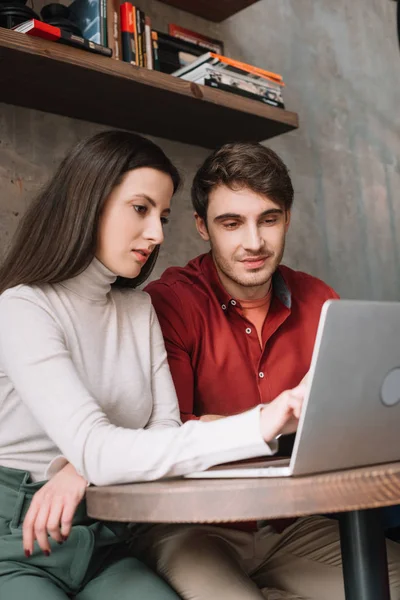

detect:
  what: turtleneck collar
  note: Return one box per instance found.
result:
[60,258,117,303]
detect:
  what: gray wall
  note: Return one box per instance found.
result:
[1,0,399,296]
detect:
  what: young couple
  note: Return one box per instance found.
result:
[0,131,399,600]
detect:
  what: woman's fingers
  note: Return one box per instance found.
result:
[33,501,52,554]
[60,495,80,540]
[22,497,40,557]
[46,498,65,544]
[21,464,88,557]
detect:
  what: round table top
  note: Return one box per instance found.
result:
[86,461,400,523]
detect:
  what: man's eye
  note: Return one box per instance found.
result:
[263,218,277,225]
[134,205,147,215]
[224,222,238,229]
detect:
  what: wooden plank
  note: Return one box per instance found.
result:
[0,29,298,148]
[86,462,400,523]
[158,0,261,22]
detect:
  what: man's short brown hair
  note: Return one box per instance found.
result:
[191,142,294,222]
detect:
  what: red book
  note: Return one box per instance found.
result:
[168,23,224,54]
[13,19,112,57]
[120,2,136,64]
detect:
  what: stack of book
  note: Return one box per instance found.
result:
[11,4,288,109]
[12,0,118,58]
[172,52,285,109]
[120,13,224,73]
[155,25,223,74]
[120,2,154,68]
[12,19,112,57]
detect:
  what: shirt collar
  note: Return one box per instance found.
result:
[200,251,292,312]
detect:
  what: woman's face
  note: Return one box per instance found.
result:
[96,168,174,278]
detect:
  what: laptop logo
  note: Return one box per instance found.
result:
[381,368,400,407]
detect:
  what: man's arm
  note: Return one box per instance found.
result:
[145,283,199,422]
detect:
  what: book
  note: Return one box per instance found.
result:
[173,52,284,86]
[151,30,159,71]
[175,61,283,91]
[205,77,285,109]
[140,9,146,67]
[101,0,107,45]
[135,6,144,67]
[179,63,285,108]
[156,31,206,74]
[69,0,106,46]
[13,19,112,57]
[120,2,135,64]
[145,15,153,69]
[168,23,224,54]
[107,0,121,60]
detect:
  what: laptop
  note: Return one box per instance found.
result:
[185,299,400,479]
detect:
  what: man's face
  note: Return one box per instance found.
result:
[196,185,290,298]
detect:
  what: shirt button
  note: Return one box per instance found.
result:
[259,372,264,378]
[221,304,227,310]
[230,300,237,306]
[245,327,252,334]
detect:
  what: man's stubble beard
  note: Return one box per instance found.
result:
[211,241,286,290]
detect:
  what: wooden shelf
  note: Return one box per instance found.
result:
[157,0,261,22]
[0,29,299,148]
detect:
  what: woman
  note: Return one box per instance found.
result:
[0,130,304,599]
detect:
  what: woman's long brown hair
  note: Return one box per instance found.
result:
[0,130,180,293]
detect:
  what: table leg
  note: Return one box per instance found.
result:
[339,508,390,600]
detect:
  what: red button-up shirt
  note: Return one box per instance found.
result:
[146,252,339,422]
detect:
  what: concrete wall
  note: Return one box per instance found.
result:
[1,0,399,296]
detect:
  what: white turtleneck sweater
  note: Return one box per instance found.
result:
[0,259,273,485]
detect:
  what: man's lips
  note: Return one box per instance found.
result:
[240,256,269,269]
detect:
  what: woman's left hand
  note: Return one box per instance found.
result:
[23,463,87,557]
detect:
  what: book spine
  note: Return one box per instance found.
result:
[204,79,284,108]
[168,23,223,54]
[151,30,159,71]
[145,15,153,69]
[107,0,121,59]
[140,10,146,67]
[100,0,107,46]
[135,6,143,67]
[211,53,283,84]
[59,30,112,57]
[120,2,135,64]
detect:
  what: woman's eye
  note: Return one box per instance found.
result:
[161,217,169,226]
[133,205,147,215]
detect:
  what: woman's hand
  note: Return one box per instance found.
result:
[23,463,87,557]
[199,414,224,422]
[260,383,306,443]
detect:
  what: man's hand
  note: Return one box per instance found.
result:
[260,383,306,443]
[23,463,87,557]
[199,414,225,422]
[300,370,310,387]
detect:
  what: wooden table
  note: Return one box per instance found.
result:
[87,462,400,600]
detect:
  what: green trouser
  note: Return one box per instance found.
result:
[0,465,180,599]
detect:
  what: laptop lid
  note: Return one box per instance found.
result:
[290,300,400,476]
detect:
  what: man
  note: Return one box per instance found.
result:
[142,142,400,600]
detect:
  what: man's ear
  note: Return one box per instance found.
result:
[285,210,291,232]
[195,213,210,241]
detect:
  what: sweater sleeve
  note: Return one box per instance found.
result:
[146,304,182,429]
[0,294,274,486]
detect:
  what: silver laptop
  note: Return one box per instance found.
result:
[185,300,400,479]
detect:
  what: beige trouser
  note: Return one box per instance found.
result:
[129,515,400,600]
